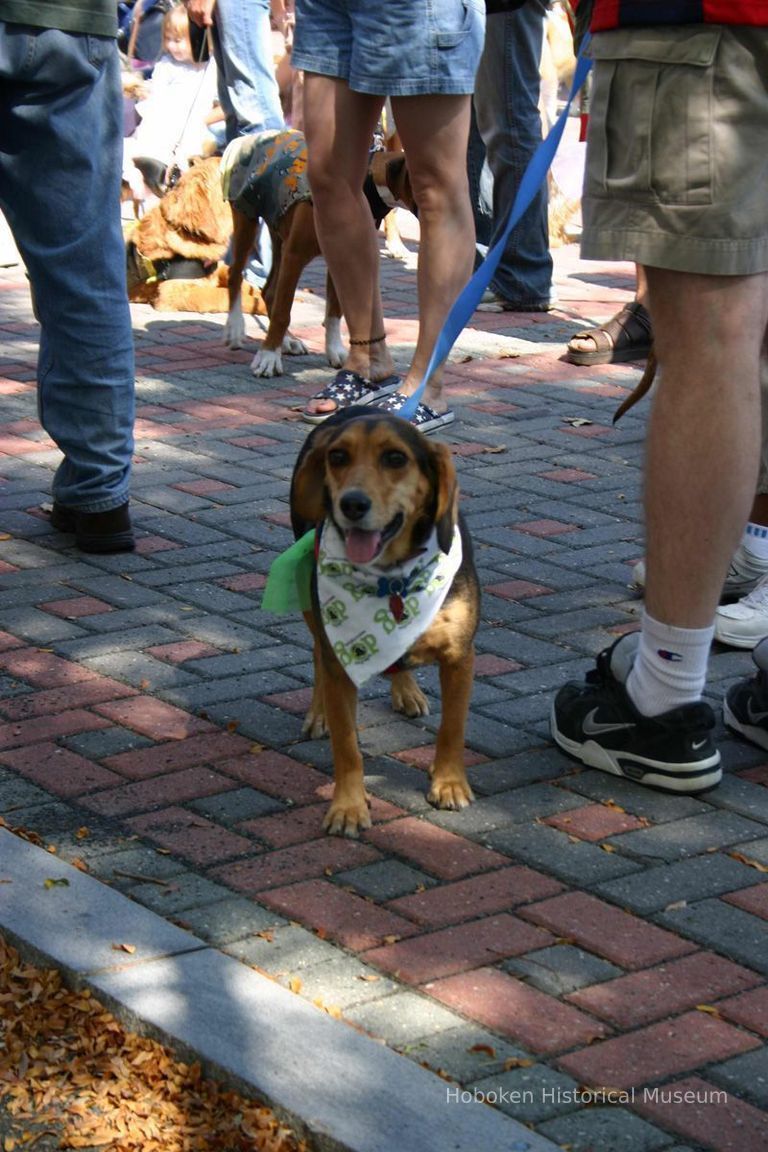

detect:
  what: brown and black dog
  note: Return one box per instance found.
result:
[290,406,479,837]
[221,129,416,377]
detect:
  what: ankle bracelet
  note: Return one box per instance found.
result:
[348,333,387,346]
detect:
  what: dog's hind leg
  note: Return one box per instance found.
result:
[324,271,346,368]
[390,669,429,718]
[427,650,475,811]
[224,209,259,349]
[302,625,328,739]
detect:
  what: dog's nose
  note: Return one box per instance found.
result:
[339,490,371,522]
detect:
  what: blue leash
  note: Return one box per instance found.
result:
[398,40,592,421]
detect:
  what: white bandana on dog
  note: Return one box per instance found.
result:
[316,521,463,687]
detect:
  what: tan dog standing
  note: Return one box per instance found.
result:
[288,407,480,837]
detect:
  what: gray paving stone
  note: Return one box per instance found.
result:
[127,872,236,915]
[282,954,400,1009]
[335,860,437,901]
[468,747,572,794]
[503,944,621,995]
[161,669,301,709]
[345,990,470,1047]
[708,1046,768,1109]
[411,1024,530,1084]
[656,897,768,975]
[186,697,306,744]
[134,560,245,587]
[729,836,768,866]
[82,651,199,689]
[173,896,287,945]
[84,846,187,887]
[425,781,585,836]
[184,644,310,676]
[486,823,643,883]
[560,769,712,822]
[223,921,343,975]
[470,1065,582,1125]
[0,768,53,811]
[54,624,182,659]
[593,854,764,914]
[0,605,84,642]
[538,1105,674,1152]
[62,726,156,759]
[605,812,768,861]
[189,787,285,825]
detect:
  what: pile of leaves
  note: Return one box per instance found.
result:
[0,934,307,1152]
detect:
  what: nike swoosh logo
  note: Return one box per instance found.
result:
[582,708,635,736]
[691,739,709,751]
[746,700,768,724]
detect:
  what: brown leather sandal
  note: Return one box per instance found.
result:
[564,300,653,366]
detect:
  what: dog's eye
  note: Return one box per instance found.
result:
[381,449,408,469]
[328,449,349,467]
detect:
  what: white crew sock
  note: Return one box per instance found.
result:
[742,521,768,562]
[626,610,714,717]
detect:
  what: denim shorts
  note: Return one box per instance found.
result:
[292,0,485,96]
[581,26,768,275]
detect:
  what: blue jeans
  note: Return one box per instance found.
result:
[472,1,553,307]
[0,24,135,512]
[212,0,285,141]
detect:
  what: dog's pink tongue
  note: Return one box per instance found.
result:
[345,529,382,564]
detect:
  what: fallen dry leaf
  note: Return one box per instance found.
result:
[0,934,305,1152]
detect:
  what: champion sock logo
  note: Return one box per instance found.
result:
[657,649,683,662]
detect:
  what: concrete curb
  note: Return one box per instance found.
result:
[0,828,559,1152]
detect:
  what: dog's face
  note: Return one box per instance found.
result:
[291,408,457,566]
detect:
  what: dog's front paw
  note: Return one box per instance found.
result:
[427,774,474,812]
[390,671,430,718]
[251,348,283,377]
[282,333,308,357]
[323,794,371,838]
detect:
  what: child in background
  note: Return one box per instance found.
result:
[124,3,221,209]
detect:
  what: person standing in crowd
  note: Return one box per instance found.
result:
[292,0,485,433]
[472,0,555,313]
[552,4,768,791]
[0,0,136,553]
[186,0,285,143]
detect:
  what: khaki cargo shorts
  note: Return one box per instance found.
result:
[581,26,768,275]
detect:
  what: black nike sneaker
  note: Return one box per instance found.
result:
[723,636,768,752]
[551,635,722,794]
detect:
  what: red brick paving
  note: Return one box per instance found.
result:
[557,1011,761,1089]
[722,883,768,920]
[0,678,137,721]
[425,967,609,1054]
[635,1076,768,1152]
[717,985,768,1038]
[81,766,238,817]
[240,795,403,848]
[0,647,98,686]
[93,696,215,740]
[146,640,223,664]
[542,802,648,841]
[485,580,554,600]
[387,865,563,928]
[364,817,509,880]
[519,891,697,968]
[0,742,123,797]
[127,806,255,866]
[566,951,763,1028]
[102,731,253,780]
[211,837,381,894]
[363,914,554,984]
[40,597,115,619]
[0,710,110,751]
[258,878,419,951]
[215,749,331,805]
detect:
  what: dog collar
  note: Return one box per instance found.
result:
[316,521,462,687]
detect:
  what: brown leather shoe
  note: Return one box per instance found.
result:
[50,501,135,554]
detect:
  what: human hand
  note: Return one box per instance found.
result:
[186,0,216,28]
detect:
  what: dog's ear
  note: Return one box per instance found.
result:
[428,440,458,554]
[290,429,332,533]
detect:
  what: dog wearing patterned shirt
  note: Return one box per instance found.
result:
[221,128,417,378]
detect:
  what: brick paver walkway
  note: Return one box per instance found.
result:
[1,222,767,1152]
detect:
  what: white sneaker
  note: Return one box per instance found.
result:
[715,573,768,649]
[631,544,768,603]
